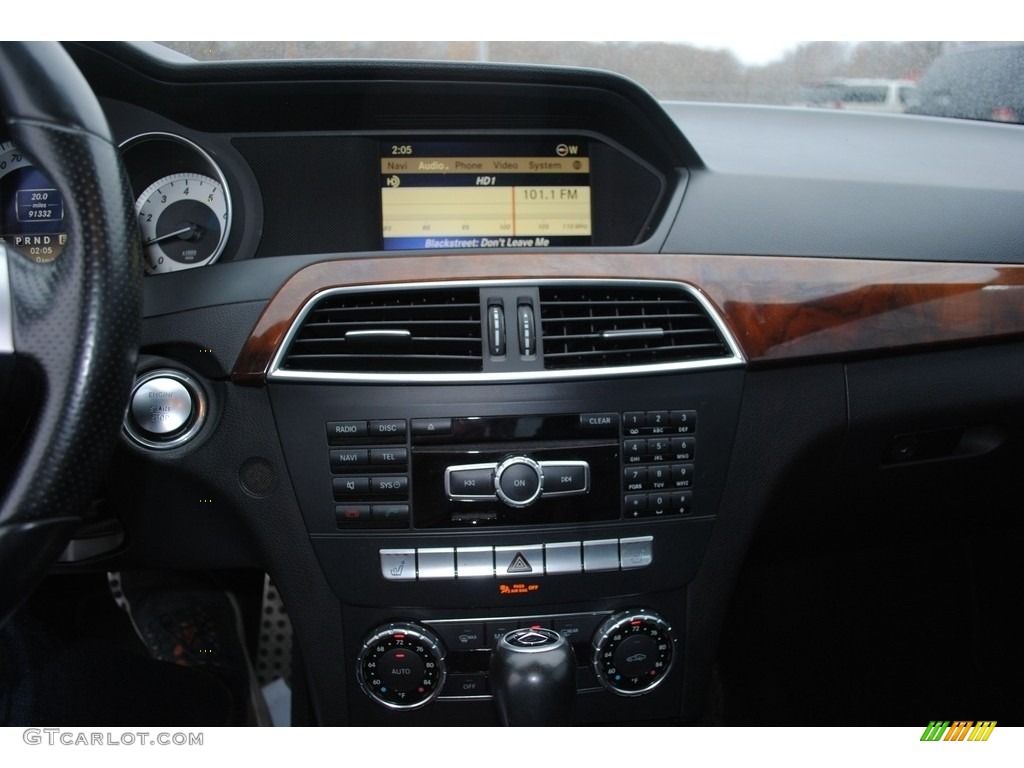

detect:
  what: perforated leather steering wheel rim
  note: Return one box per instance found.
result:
[0,42,141,627]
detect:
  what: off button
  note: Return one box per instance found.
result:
[494,457,543,508]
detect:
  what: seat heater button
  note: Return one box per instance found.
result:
[380,549,416,581]
[620,536,654,569]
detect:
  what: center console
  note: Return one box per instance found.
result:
[270,360,743,724]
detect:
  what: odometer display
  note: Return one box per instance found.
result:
[0,140,69,263]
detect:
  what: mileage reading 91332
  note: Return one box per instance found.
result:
[380,139,592,251]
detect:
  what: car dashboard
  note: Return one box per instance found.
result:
[7,41,1024,726]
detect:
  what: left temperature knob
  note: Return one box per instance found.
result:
[356,622,447,710]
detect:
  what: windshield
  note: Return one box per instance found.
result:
[158,41,1023,123]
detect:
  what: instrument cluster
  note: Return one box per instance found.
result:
[0,132,233,275]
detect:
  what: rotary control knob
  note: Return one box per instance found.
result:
[356,622,447,710]
[591,609,675,696]
[494,456,543,507]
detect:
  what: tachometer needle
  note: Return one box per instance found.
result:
[143,224,198,246]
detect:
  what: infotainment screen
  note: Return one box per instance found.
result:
[380,140,591,250]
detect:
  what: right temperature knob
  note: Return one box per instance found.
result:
[591,609,675,696]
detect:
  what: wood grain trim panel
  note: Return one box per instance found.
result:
[232,253,1024,383]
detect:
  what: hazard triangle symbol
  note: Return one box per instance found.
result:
[507,552,533,573]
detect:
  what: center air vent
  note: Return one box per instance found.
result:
[539,285,732,370]
[280,288,483,374]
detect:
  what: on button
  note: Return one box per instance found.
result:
[494,457,542,507]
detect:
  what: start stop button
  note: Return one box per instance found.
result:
[124,369,206,449]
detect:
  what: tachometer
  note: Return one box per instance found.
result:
[135,172,228,274]
[0,140,69,263]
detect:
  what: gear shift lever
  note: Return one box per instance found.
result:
[490,627,576,725]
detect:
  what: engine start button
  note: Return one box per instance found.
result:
[131,376,192,436]
[124,369,206,450]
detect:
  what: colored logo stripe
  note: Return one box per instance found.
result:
[921,721,996,741]
[921,721,949,741]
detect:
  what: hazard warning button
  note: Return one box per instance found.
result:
[494,545,543,578]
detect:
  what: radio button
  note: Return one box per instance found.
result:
[495,457,543,507]
[447,466,496,499]
[326,420,367,441]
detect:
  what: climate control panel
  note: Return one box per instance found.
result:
[354,609,676,712]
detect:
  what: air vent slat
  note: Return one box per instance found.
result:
[281,288,483,374]
[539,285,731,370]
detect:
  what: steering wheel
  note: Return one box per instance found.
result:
[0,42,141,626]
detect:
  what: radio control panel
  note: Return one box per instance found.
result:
[323,411,700,529]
